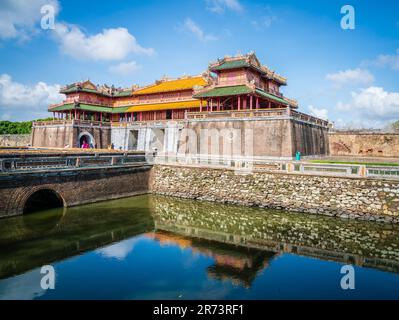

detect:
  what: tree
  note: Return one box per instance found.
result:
[0,118,53,135]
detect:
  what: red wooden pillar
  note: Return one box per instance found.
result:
[256,97,259,109]
[210,99,213,112]
[74,109,77,119]
[268,101,271,108]
[243,96,247,110]
[238,96,241,111]
[140,112,143,121]
[200,99,203,112]
[217,98,220,111]
[250,95,253,110]
[100,112,103,122]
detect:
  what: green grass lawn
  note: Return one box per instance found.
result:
[308,160,399,167]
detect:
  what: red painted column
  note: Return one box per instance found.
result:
[200,99,203,112]
[100,112,103,122]
[210,99,213,112]
[244,96,247,110]
[74,109,77,119]
[256,97,259,110]
[238,96,241,111]
[250,95,253,110]
[217,98,220,111]
[268,101,271,108]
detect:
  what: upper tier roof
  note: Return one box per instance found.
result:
[209,53,287,85]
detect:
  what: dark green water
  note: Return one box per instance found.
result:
[0,194,398,299]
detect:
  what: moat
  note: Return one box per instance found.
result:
[0,194,398,300]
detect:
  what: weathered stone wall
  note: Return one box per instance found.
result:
[329,132,399,158]
[31,125,74,148]
[183,118,329,159]
[0,134,31,147]
[31,124,111,148]
[150,165,399,223]
[0,165,151,218]
[292,121,329,156]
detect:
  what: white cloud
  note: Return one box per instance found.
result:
[373,48,399,71]
[0,0,59,41]
[205,0,243,13]
[251,7,276,30]
[96,239,137,260]
[182,18,218,42]
[108,61,141,76]
[0,74,63,120]
[53,23,154,61]
[326,68,374,87]
[251,16,276,29]
[308,105,329,120]
[336,86,399,125]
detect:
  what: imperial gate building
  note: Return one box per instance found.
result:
[31,53,330,159]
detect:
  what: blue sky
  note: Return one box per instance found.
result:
[0,0,398,128]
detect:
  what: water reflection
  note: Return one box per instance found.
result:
[150,195,399,274]
[147,231,276,288]
[0,196,154,279]
[0,194,398,299]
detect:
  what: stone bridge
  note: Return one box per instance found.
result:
[0,150,152,218]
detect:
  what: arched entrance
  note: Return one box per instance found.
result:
[78,132,95,148]
[23,189,64,214]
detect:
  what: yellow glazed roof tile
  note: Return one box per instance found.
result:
[133,77,207,95]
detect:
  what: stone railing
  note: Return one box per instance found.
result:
[291,110,329,127]
[185,108,329,127]
[186,108,288,120]
[32,119,111,127]
[0,151,148,173]
[154,154,399,180]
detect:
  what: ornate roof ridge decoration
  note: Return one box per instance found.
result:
[209,52,287,85]
[60,79,132,97]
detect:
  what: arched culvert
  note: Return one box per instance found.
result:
[23,189,64,214]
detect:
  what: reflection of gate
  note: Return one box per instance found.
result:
[128,130,139,150]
